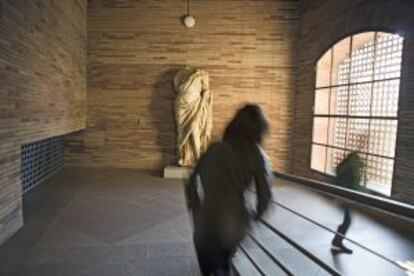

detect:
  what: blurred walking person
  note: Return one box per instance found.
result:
[331,136,366,254]
[185,104,273,276]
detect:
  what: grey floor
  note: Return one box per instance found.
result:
[0,167,413,276]
[0,168,199,276]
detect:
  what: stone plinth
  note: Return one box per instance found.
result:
[163,165,192,179]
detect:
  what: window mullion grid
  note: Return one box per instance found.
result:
[314,114,397,120]
[312,142,393,160]
[324,48,334,173]
[344,36,353,164]
[314,77,400,91]
[312,33,402,194]
[364,32,379,187]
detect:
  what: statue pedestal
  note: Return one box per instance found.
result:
[163,165,192,179]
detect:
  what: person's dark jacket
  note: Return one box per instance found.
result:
[335,151,363,191]
[185,141,272,250]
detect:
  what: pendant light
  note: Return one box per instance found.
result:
[183,0,195,28]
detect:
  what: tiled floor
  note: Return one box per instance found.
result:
[0,168,198,276]
[0,167,413,276]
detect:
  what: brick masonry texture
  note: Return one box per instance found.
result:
[290,0,414,204]
[64,0,300,172]
[2,0,414,246]
[0,0,87,244]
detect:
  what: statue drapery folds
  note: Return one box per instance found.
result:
[173,67,212,166]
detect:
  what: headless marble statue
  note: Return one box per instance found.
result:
[174,67,212,166]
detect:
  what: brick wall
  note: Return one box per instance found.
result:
[65,0,299,172]
[291,0,414,204]
[0,0,87,244]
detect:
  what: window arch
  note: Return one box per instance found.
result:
[311,31,404,195]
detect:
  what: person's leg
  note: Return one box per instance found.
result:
[212,248,232,276]
[195,239,213,276]
[332,204,353,253]
[341,205,351,234]
[222,249,233,276]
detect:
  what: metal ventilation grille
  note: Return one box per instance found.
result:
[21,136,64,193]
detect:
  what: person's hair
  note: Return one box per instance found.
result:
[223,104,269,147]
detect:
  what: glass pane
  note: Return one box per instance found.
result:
[372,79,400,117]
[313,117,329,144]
[329,147,347,176]
[350,32,376,83]
[374,32,403,81]
[363,154,370,187]
[311,144,327,172]
[326,147,341,175]
[348,83,372,116]
[330,86,348,115]
[314,89,330,115]
[346,118,369,151]
[365,155,393,196]
[332,37,351,86]
[316,49,332,88]
[330,117,347,148]
[368,119,397,158]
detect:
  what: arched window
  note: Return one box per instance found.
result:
[311,32,404,195]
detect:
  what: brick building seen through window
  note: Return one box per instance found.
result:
[311,32,403,196]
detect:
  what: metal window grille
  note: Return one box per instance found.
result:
[311,32,403,195]
[21,136,65,193]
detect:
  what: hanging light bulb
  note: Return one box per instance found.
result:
[182,0,195,28]
[184,15,195,28]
